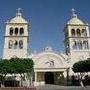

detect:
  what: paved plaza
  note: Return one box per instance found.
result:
[36,84,90,90]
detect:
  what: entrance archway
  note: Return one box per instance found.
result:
[44,72,54,84]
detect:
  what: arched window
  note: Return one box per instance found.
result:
[8,40,13,49]
[9,27,13,35]
[71,29,75,36]
[83,41,89,49]
[19,40,23,49]
[72,40,77,49]
[15,27,18,35]
[77,29,81,36]
[14,40,18,49]
[20,27,24,35]
[82,29,87,36]
[77,40,82,49]
[79,41,82,49]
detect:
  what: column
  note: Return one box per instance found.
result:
[35,72,37,82]
[30,76,33,86]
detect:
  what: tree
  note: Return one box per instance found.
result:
[0,58,34,86]
[72,59,90,73]
[72,59,90,86]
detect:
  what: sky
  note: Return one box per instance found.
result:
[0,0,90,58]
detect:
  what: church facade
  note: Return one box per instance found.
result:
[3,9,90,86]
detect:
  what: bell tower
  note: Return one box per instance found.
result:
[64,9,90,63]
[3,8,29,59]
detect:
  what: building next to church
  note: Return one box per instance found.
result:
[3,8,90,86]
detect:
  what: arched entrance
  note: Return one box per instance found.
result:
[44,72,54,84]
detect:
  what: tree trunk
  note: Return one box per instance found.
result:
[80,73,84,87]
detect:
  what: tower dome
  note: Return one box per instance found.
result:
[8,8,28,24]
[67,9,85,25]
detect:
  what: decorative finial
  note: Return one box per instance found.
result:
[16,8,22,16]
[71,8,77,17]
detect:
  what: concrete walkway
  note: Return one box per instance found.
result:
[36,84,90,90]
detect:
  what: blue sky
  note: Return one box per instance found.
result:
[0,0,90,58]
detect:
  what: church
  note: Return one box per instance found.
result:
[2,8,90,86]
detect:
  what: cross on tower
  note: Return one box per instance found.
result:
[16,8,22,16]
[71,8,77,17]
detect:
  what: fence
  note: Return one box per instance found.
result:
[0,87,36,90]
